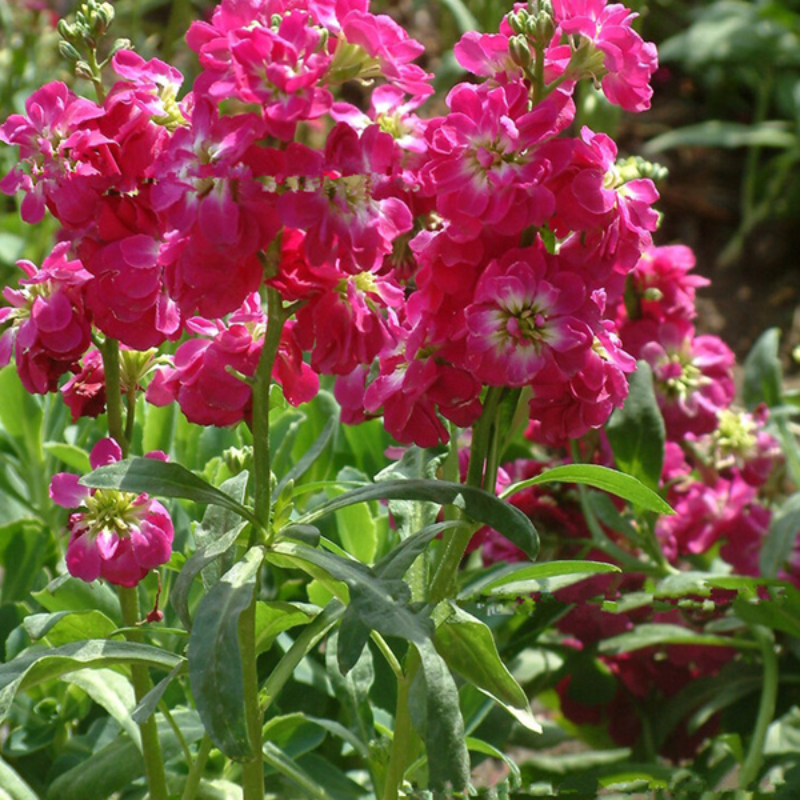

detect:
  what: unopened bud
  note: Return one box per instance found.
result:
[108,38,133,59]
[74,60,94,80]
[506,10,529,36]
[57,19,77,41]
[508,34,532,70]
[58,40,81,61]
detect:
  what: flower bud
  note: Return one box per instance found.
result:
[506,10,529,36]
[74,60,94,81]
[57,19,77,42]
[58,40,82,62]
[108,38,133,59]
[509,34,532,70]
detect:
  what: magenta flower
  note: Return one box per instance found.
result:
[61,348,107,422]
[0,81,105,223]
[635,321,736,439]
[465,246,594,386]
[550,0,658,112]
[277,123,412,273]
[0,243,92,394]
[50,439,174,588]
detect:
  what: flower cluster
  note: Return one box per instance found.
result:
[0,0,662,450]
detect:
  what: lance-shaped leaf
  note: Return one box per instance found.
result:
[409,638,472,793]
[502,464,673,515]
[0,754,38,800]
[188,546,263,759]
[293,478,538,558]
[460,560,621,600]
[434,604,531,715]
[274,414,337,498]
[0,640,183,723]
[80,457,259,527]
[606,362,665,491]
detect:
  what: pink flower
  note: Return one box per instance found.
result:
[634,321,736,439]
[50,439,174,587]
[550,0,658,112]
[0,81,105,223]
[61,348,107,422]
[618,245,709,326]
[465,245,594,386]
[277,123,413,273]
[146,293,318,426]
[419,82,572,240]
[0,243,92,394]
[657,473,769,572]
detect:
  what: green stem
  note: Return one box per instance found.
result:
[180,734,213,800]
[382,669,414,800]
[736,626,778,795]
[118,586,168,800]
[239,286,290,799]
[251,286,289,542]
[239,589,264,800]
[101,337,127,455]
[124,385,137,447]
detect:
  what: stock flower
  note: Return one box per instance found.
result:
[464,246,594,386]
[49,438,173,587]
[633,320,736,439]
[277,123,413,273]
[550,0,658,112]
[657,473,770,570]
[147,293,318,426]
[0,243,92,394]
[61,348,107,422]
[0,81,104,223]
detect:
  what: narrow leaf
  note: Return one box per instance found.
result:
[0,640,183,722]
[294,479,538,558]
[743,328,783,409]
[275,414,337,498]
[262,741,337,800]
[24,610,118,646]
[0,755,38,800]
[761,493,800,579]
[62,668,140,749]
[434,604,528,710]
[188,547,262,758]
[503,464,673,515]
[80,458,259,527]
[606,362,665,490]
[131,662,186,724]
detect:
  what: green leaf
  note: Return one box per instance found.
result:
[732,590,800,640]
[62,668,140,749]
[131,662,186,724]
[254,601,316,655]
[43,442,91,473]
[0,367,43,460]
[503,463,673,515]
[461,560,621,600]
[0,519,51,603]
[606,362,665,491]
[294,478,539,558]
[598,624,744,655]
[172,473,249,632]
[761,493,800,579]
[275,414,337,498]
[465,736,522,787]
[32,575,121,624]
[45,710,204,800]
[434,604,531,714]
[409,639,471,792]
[644,120,796,154]
[438,0,478,32]
[24,610,118,646]
[141,401,177,457]
[0,755,38,800]
[374,521,463,580]
[188,546,262,759]
[80,457,259,527]
[0,640,183,723]
[262,741,337,800]
[333,468,378,564]
[743,328,784,409]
